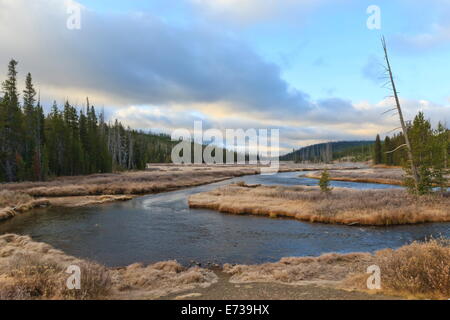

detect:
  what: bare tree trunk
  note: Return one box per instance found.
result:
[382,36,420,192]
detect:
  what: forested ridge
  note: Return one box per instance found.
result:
[281,141,375,163]
[0,60,175,182]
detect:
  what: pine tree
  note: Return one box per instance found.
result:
[22,72,37,179]
[319,169,332,193]
[0,59,23,181]
[383,136,393,166]
[374,134,382,165]
[430,122,448,193]
[404,112,448,194]
[0,59,233,182]
[34,98,46,180]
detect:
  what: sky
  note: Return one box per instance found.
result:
[0,0,449,154]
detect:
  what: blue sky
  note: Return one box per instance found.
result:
[76,0,450,104]
[1,0,449,152]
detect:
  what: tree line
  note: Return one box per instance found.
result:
[0,59,176,182]
[282,141,374,163]
[373,112,449,193]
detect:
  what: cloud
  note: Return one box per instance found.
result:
[362,55,383,84]
[392,0,450,51]
[0,0,315,119]
[1,0,448,152]
[394,24,450,51]
[189,0,325,25]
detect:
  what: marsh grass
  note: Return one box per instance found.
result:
[189,184,450,225]
[0,190,33,207]
[0,253,111,300]
[0,190,50,221]
[0,167,261,197]
[376,238,450,298]
[225,238,450,299]
[0,234,217,300]
[306,168,449,187]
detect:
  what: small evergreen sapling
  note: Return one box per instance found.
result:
[319,169,333,193]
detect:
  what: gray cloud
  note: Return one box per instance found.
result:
[1,0,448,152]
[0,0,315,119]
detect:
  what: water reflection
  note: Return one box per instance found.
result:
[0,171,447,267]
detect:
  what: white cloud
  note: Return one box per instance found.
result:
[190,0,326,25]
[395,24,450,50]
[1,0,448,151]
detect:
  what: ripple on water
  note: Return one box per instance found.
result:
[0,171,447,267]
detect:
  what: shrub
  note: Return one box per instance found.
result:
[319,170,332,193]
[376,238,450,298]
[0,254,111,300]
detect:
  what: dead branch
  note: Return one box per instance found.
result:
[385,144,407,154]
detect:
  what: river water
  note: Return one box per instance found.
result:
[0,172,448,267]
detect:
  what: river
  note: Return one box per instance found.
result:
[0,171,448,267]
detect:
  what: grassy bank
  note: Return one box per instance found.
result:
[0,190,134,222]
[0,166,262,197]
[305,167,450,187]
[188,183,450,225]
[224,238,450,300]
[1,234,448,300]
[0,190,50,221]
[0,234,217,300]
[0,165,263,221]
[305,168,405,185]
[0,163,365,222]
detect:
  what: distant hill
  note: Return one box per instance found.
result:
[281,141,375,162]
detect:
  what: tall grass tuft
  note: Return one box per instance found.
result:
[376,238,450,298]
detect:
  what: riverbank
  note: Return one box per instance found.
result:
[0,163,361,222]
[1,234,448,300]
[304,167,450,187]
[188,183,450,226]
[0,190,134,222]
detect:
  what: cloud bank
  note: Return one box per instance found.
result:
[0,0,448,153]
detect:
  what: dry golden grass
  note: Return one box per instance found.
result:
[224,239,450,299]
[305,168,450,187]
[0,190,33,207]
[0,234,111,299]
[375,239,450,299]
[47,195,133,208]
[344,239,450,299]
[0,190,50,221]
[371,164,403,169]
[188,184,450,225]
[0,163,363,198]
[111,261,217,299]
[0,163,362,222]
[0,234,217,300]
[0,166,263,197]
[224,252,375,287]
[1,234,448,300]
[305,168,406,185]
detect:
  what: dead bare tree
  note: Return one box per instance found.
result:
[381,36,420,193]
